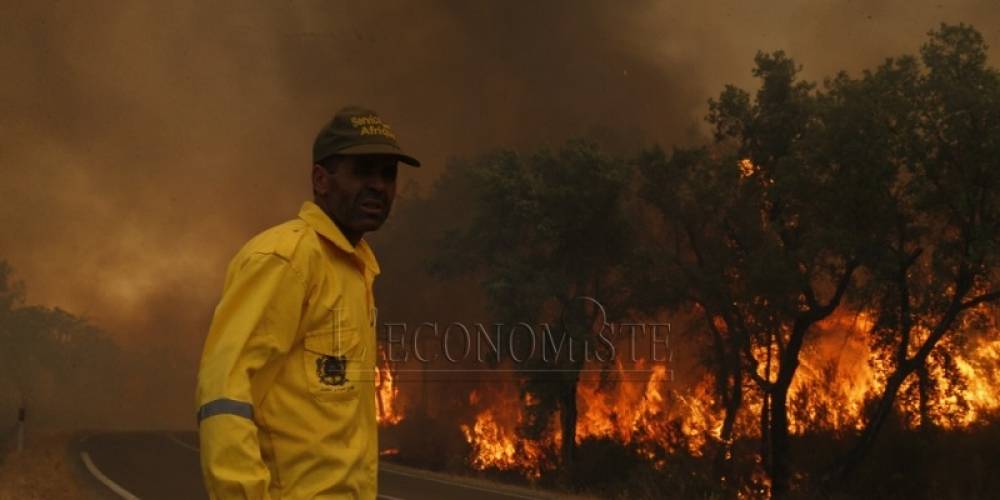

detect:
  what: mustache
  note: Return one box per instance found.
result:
[357,191,388,206]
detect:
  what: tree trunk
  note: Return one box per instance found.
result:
[760,334,774,473]
[716,360,743,482]
[719,367,743,447]
[760,391,771,475]
[769,383,791,499]
[767,319,813,499]
[840,289,969,478]
[721,344,744,441]
[839,368,910,478]
[375,361,387,420]
[559,377,579,469]
[917,364,932,433]
[419,362,428,416]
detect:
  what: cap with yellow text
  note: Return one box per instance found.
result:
[313,106,420,167]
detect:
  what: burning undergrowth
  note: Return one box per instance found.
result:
[372,306,1000,496]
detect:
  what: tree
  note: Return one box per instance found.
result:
[838,23,1000,477]
[433,139,634,471]
[0,260,27,411]
[631,145,750,486]
[637,50,898,497]
[0,260,123,428]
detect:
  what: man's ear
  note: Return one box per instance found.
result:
[312,163,328,196]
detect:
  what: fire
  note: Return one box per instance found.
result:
[457,360,723,476]
[369,302,999,485]
[459,389,550,479]
[375,363,403,425]
[893,333,1000,429]
[445,307,1000,478]
[777,309,1000,435]
[575,363,722,457]
[954,339,1000,421]
[785,312,880,433]
[575,362,671,443]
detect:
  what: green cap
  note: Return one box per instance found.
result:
[312,106,421,167]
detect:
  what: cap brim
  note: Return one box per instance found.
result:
[333,144,421,167]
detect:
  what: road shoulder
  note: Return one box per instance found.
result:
[380,461,594,500]
[0,431,105,499]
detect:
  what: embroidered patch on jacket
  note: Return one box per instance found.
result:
[316,355,348,386]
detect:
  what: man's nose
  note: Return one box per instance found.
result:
[365,173,389,192]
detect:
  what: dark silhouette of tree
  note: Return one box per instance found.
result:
[838,23,1000,478]
[433,140,634,472]
[634,23,1000,497]
[636,47,900,496]
[0,260,123,428]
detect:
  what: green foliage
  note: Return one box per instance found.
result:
[0,260,123,428]
[834,25,1000,465]
[435,140,633,322]
[639,46,886,347]
[0,261,25,314]
[822,23,1000,384]
[432,139,636,463]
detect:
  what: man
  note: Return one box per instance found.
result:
[196,106,419,499]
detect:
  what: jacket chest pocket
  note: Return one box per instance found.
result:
[303,327,363,401]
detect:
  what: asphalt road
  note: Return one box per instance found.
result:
[77,431,552,500]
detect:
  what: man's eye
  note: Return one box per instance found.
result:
[355,164,379,177]
[354,159,396,180]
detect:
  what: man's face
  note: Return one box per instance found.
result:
[313,155,398,242]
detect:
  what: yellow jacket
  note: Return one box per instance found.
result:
[196,201,380,499]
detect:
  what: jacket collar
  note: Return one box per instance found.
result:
[298,201,381,276]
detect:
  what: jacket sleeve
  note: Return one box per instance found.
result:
[195,251,307,500]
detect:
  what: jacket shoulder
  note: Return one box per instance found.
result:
[239,218,312,261]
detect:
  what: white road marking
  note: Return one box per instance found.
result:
[380,466,542,500]
[81,451,142,500]
[165,432,200,453]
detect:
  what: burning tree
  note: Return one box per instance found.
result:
[837,23,1000,477]
[434,140,634,473]
[635,50,898,496]
[634,23,1000,498]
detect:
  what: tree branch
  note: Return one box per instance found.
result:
[908,265,973,366]
[960,289,1000,310]
[814,258,860,319]
[740,331,775,392]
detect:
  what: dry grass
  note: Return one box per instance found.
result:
[0,431,100,500]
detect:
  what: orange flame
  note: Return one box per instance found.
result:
[375,363,404,425]
[450,306,1000,478]
[460,389,549,479]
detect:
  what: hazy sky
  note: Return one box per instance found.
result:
[2,0,998,358]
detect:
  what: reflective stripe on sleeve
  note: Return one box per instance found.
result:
[197,398,254,423]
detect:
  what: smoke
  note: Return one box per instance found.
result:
[0,0,998,427]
